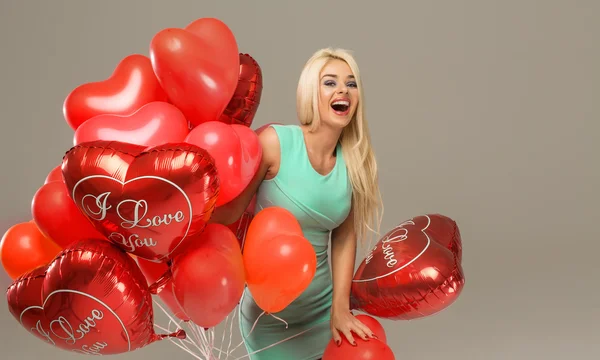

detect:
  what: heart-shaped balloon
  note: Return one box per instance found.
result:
[243,207,316,314]
[73,101,190,147]
[218,53,263,127]
[61,140,220,262]
[185,121,262,206]
[6,239,184,355]
[63,54,168,131]
[350,214,465,320]
[150,18,239,128]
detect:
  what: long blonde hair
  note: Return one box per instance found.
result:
[296,48,383,248]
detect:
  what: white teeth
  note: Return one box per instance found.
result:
[332,100,350,106]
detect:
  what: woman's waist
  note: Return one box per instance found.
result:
[240,263,333,322]
[301,228,330,257]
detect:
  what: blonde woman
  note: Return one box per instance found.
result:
[211,47,383,359]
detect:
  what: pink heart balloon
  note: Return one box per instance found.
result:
[73,101,190,147]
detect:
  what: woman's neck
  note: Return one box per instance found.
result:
[300,123,342,159]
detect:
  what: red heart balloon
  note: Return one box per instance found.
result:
[150,18,239,128]
[171,224,246,328]
[218,53,263,127]
[185,121,262,206]
[243,207,316,314]
[6,239,184,355]
[184,18,239,71]
[63,54,168,131]
[61,141,220,262]
[32,181,107,249]
[73,101,190,147]
[351,214,465,320]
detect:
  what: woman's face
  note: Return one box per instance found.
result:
[317,59,359,129]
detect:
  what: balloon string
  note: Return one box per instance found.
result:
[225,308,237,356]
[267,313,288,329]
[246,311,265,338]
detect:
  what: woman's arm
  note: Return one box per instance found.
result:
[209,126,280,225]
[330,204,376,346]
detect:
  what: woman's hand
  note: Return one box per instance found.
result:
[330,307,377,346]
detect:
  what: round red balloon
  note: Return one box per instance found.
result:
[61,141,220,262]
[323,337,395,360]
[63,54,168,130]
[150,18,239,128]
[171,224,245,328]
[73,101,189,147]
[354,314,387,344]
[32,181,106,249]
[6,239,183,355]
[44,165,63,184]
[351,214,465,320]
[0,222,62,280]
[185,121,262,206]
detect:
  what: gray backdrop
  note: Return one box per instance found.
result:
[1,1,598,359]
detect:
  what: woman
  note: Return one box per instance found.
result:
[211,47,383,359]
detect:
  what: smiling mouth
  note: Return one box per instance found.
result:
[331,100,350,114]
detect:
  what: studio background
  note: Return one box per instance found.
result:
[0,1,598,359]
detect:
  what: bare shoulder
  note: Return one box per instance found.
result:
[257,126,281,180]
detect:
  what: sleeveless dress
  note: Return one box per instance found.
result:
[239,124,353,360]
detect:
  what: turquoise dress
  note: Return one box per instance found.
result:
[239,124,352,359]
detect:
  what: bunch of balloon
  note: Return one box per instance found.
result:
[1,16,271,356]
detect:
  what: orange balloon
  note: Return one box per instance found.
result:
[245,207,303,248]
[243,233,316,313]
[0,222,62,280]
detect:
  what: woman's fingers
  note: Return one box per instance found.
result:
[331,326,342,346]
[350,321,369,341]
[341,327,356,346]
[354,319,375,339]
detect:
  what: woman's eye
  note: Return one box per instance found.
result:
[347,82,357,88]
[324,80,336,86]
